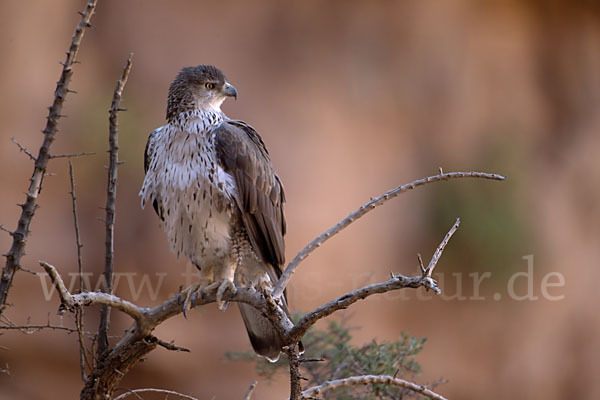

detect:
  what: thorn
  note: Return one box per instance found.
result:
[67,89,78,94]
[0,226,14,237]
[77,11,85,16]
[85,22,95,29]
[439,167,444,175]
[72,59,81,64]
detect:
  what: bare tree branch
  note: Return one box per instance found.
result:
[425,217,460,276]
[10,137,36,161]
[286,345,303,400]
[299,374,447,400]
[0,0,99,315]
[40,262,145,322]
[243,381,258,400]
[98,53,133,356]
[0,322,79,334]
[272,171,505,298]
[40,215,463,399]
[113,388,199,400]
[50,151,95,159]
[68,161,85,294]
[289,218,459,342]
[68,161,88,383]
[148,335,190,352]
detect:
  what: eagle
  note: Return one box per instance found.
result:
[140,65,294,361]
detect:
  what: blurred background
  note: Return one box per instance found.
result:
[1,0,599,399]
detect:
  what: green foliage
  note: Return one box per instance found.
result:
[225,319,439,399]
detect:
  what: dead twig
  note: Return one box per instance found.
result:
[10,137,36,161]
[68,161,89,382]
[0,322,79,334]
[148,335,190,352]
[273,170,505,298]
[243,381,258,400]
[97,53,133,356]
[113,388,199,400]
[50,151,95,159]
[424,217,460,276]
[299,374,447,400]
[0,225,13,236]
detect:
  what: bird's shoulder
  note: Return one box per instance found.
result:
[212,120,270,161]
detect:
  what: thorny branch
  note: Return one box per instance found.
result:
[0,0,99,315]
[10,137,36,161]
[97,53,133,357]
[298,374,448,400]
[50,151,95,159]
[68,161,89,383]
[272,171,505,298]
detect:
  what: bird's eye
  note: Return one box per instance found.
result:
[205,82,215,90]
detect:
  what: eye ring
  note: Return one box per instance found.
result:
[205,82,215,90]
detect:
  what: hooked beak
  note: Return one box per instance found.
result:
[222,82,238,100]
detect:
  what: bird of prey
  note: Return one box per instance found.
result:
[140,65,293,361]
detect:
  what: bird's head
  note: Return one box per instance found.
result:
[166,65,238,121]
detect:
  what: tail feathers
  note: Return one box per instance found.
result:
[238,303,283,362]
[238,303,304,362]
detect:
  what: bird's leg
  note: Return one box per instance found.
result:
[182,264,215,318]
[215,260,238,310]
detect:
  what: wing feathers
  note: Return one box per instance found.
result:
[144,129,165,221]
[213,121,286,268]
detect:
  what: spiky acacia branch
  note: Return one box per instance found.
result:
[97,53,133,356]
[0,0,99,314]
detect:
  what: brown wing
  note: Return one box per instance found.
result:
[144,129,164,221]
[213,120,286,269]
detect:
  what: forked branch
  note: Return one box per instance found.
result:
[40,214,460,400]
[273,171,504,298]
